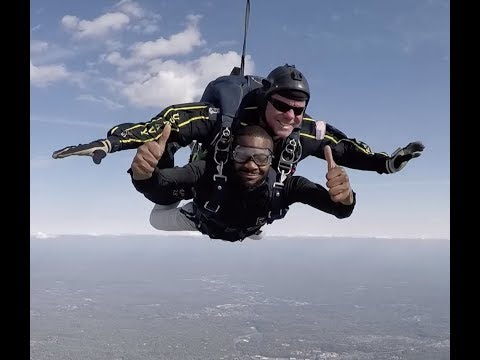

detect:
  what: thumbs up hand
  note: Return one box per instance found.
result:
[324,145,354,205]
[131,124,172,181]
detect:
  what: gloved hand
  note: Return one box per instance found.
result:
[52,139,111,165]
[386,141,425,173]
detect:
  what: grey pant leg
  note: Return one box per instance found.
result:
[247,230,266,240]
[149,202,197,231]
[150,202,266,240]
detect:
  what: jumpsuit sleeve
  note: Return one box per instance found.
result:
[301,114,391,174]
[283,175,356,219]
[130,160,207,197]
[107,102,220,152]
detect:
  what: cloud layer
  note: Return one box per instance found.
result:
[30,0,254,108]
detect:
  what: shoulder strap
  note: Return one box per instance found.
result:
[267,168,289,222]
[202,114,233,214]
[275,128,302,182]
[268,129,302,221]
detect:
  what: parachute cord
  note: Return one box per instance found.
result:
[240,0,250,76]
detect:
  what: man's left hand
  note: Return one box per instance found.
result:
[324,145,354,205]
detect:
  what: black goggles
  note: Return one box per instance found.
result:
[269,97,305,116]
[232,146,273,166]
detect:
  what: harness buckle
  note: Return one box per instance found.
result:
[277,161,293,174]
[213,129,232,165]
[276,138,301,175]
[272,181,285,190]
[213,174,227,182]
[204,201,220,213]
[268,209,284,219]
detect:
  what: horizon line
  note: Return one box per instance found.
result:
[30,231,450,241]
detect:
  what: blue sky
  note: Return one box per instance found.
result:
[30,0,450,239]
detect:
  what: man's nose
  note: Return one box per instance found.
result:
[242,157,258,169]
[283,109,295,120]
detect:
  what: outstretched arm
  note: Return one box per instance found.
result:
[323,123,390,173]
[304,117,424,174]
[284,176,356,219]
[52,102,218,164]
[284,145,356,219]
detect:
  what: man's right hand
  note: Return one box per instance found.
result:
[386,141,425,174]
[130,124,171,181]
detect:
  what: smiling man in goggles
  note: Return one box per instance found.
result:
[231,144,273,188]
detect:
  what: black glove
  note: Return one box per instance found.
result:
[386,141,425,174]
[52,139,111,164]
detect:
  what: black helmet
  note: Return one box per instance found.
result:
[262,64,310,102]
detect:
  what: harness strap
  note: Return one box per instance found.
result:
[203,114,234,214]
[268,181,287,222]
[269,128,302,221]
[277,128,302,177]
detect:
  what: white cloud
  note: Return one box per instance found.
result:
[31,232,57,239]
[30,44,77,66]
[61,1,161,40]
[102,13,206,67]
[121,70,198,106]
[119,51,254,107]
[30,62,69,87]
[104,40,124,52]
[30,40,49,53]
[129,15,204,59]
[62,12,130,39]
[116,0,161,34]
[132,21,160,35]
[36,10,253,107]
[114,0,144,18]
[103,51,142,68]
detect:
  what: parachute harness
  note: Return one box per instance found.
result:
[203,116,301,223]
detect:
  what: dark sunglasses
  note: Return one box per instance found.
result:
[269,97,305,116]
[232,146,273,166]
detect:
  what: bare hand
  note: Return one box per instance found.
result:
[324,145,354,205]
[130,124,171,180]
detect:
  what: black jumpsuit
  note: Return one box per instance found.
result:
[131,160,356,242]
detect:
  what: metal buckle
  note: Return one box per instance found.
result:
[213,174,227,182]
[204,201,220,213]
[277,138,302,175]
[272,181,284,190]
[268,209,283,219]
[213,131,231,165]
